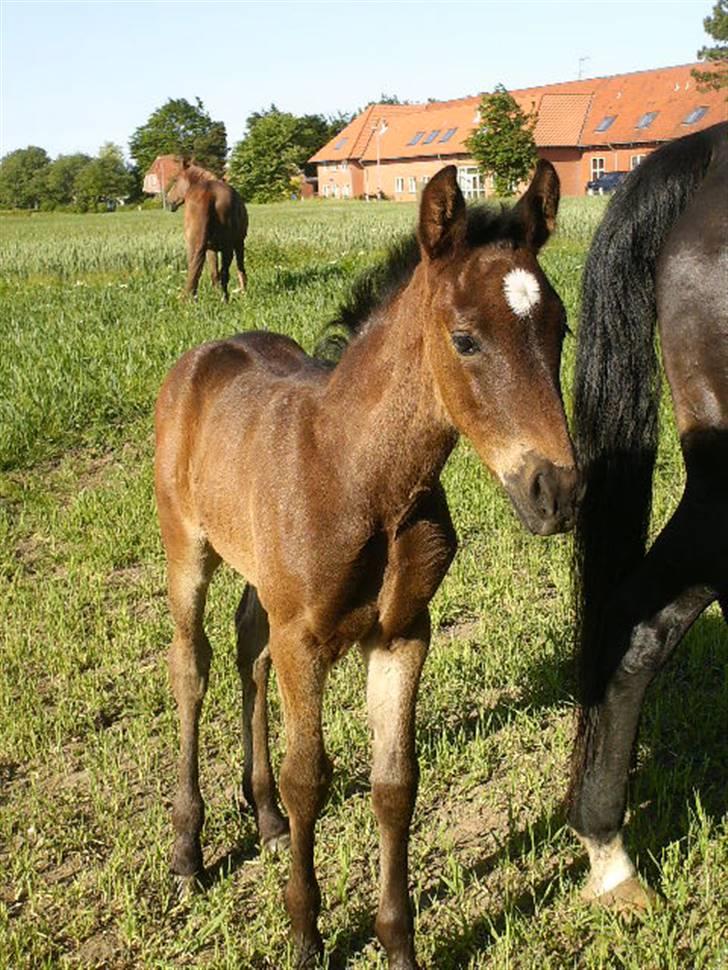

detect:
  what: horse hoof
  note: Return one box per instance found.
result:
[172,873,203,902]
[583,876,660,915]
[295,938,323,969]
[262,830,291,854]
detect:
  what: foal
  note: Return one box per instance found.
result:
[155,163,579,968]
[166,157,248,300]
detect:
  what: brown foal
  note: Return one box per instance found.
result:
[155,163,578,968]
[166,158,248,300]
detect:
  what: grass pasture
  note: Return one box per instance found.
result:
[1,200,726,969]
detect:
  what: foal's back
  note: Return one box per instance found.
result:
[155,331,329,584]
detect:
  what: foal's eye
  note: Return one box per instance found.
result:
[451,331,480,356]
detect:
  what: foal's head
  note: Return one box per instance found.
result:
[418,164,578,535]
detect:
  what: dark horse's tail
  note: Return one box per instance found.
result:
[573,124,724,707]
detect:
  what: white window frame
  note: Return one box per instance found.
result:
[394,176,405,194]
[590,157,606,180]
[456,166,486,200]
[408,176,416,194]
[630,154,646,170]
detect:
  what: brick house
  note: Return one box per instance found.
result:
[309,63,727,199]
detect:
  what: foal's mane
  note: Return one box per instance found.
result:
[316,203,527,363]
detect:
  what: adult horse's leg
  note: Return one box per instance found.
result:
[235,585,289,849]
[362,613,429,970]
[569,488,723,910]
[206,250,219,290]
[234,240,247,292]
[219,248,233,303]
[161,516,221,892]
[271,626,332,967]
[185,242,207,299]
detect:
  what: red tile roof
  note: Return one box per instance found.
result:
[310,64,728,163]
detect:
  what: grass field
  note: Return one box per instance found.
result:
[1,199,726,969]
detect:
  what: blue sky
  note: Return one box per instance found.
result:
[0,0,715,160]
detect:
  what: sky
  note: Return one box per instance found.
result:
[0,0,716,161]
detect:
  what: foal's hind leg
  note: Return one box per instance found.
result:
[163,526,221,891]
[569,490,723,911]
[362,612,429,970]
[235,585,289,849]
[270,626,332,967]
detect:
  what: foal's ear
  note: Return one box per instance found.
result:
[513,159,560,253]
[418,165,466,260]
[181,156,191,170]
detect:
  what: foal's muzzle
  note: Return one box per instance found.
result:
[504,454,582,536]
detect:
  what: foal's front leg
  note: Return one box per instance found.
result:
[270,626,333,967]
[363,612,429,970]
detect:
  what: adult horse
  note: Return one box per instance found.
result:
[569,122,728,909]
[166,158,248,300]
[155,163,580,968]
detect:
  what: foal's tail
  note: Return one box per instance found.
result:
[573,125,722,704]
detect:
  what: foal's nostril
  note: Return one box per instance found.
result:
[530,469,557,518]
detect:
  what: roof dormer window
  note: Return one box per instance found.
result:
[635,111,658,130]
[683,106,708,125]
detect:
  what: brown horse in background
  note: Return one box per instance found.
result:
[166,158,248,300]
[155,164,580,968]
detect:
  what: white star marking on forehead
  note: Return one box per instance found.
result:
[503,268,541,318]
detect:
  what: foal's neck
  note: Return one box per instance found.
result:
[322,268,456,520]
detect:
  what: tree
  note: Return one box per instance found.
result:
[466,84,538,197]
[0,146,50,209]
[228,106,336,202]
[129,97,228,176]
[43,153,91,208]
[73,143,134,211]
[692,0,728,92]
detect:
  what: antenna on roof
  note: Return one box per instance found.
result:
[578,56,590,80]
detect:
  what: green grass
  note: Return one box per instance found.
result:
[1,200,726,969]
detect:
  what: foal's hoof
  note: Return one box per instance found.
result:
[583,876,660,916]
[262,829,291,854]
[172,872,203,903]
[260,813,290,854]
[389,956,420,970]
[295,938,324,969]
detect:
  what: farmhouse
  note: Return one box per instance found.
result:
[309,63,727,199]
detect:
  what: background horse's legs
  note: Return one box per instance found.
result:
[206,250,219,290]
[219,249,233,302]
[185,242,207,298]
[234,240,247,292]
[162,521,221,891]
[362,612,429,970]
[569,491,722,908]
[235,585,289,848]
[271,626,332,968]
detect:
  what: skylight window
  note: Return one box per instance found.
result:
[439,127,458,143]
[408,131,425,146]
[334,137,348,150]
[423,130,441,144]
[594,115,616,132]
[683,106,708,125]
[635,111,658,130]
